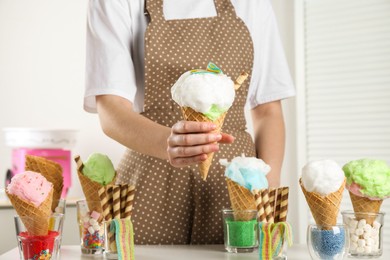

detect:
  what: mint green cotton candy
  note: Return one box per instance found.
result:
[203,104,227,121]
[82,153,116,185]
[343,159,390,199]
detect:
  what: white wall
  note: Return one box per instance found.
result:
[0,0,301,246]
[0,0,126,199]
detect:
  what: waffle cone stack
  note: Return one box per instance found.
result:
[181,107,226,180]
[75,155,116,214]
[25,155,63,212]
[349,192,382,224]
[226,178,256,221]
[6,189,53,236]
[300,178,346,228]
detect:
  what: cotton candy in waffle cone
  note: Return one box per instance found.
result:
[349,191,382,225]
[6,188,53,236]
[25,155,64,212]
[226,178,256,221]
[299,178,345,229]
[181,107,226,181]
[75,155,116,216]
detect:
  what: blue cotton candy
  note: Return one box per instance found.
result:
[220,156,270,191]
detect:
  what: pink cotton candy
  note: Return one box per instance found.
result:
[6,171,53,207]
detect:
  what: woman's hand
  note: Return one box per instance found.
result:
[167,121,234,167]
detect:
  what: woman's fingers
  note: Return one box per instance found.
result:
[172,121,217,134]
[170,154,208,168]
[167,121,235,168]
[219,133,235,144]
[167,143,219,158]
[167,133,222,146]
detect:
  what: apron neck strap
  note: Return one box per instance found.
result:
[145,0,237,22]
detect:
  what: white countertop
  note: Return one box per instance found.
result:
[1,244,390,260]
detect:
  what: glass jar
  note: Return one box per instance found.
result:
[307,224,349,260]
[342,211,385,258]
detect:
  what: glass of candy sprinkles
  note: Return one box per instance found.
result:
[222,209,258,253]
[307,224,349,260]
[76,200,105,255]
[342,211,385,258]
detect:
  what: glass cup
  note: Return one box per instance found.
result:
[103,218,135,260]
[76,200,105,255]
[104,220,118,259]
[14,214,64,260]
[53,199,66,214]
[222,209,258,253]
[307,224,349,260]
[342,211,385,258]
[258,222,292,260]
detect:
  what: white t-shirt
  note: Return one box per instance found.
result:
[84,0,295,113]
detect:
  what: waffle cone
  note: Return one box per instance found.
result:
[6,188,53,236]
[25,155,64,212]
[77,170,105,214]
[299,178,345,228]
[349,192,382,224]
[226,178,256,221]
[181,107,226,180]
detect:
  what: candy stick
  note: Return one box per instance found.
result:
[120,184,128,218]
[112,185,121,220]
[74,155,84,171]
[254,190,266,222]
[269,188,277,220]
[262,189,274,223]
[278,187,289,222]
[123,185,136,220]
[98,186,111,222]
[274,188,282,222]
[234,72,249,90]
[109,185,121,252]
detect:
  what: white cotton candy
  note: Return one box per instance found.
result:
[301,160,344,196]
[171,71,235,113]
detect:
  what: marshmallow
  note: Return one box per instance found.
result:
[364,246,372,254]
[355,228,364,236]
[350,242,358,250]
[363,232,371,240]
[358,219,367,229]
[357,239,366,247]
[365,238,373,246]
[88,226,95,234]
[89,218,98,225]
[373,221,381,230]
[356,247,365,253]
[83,216,90,223]
[363,224,372,232]
[90,211,101,220]
[351,234,359,242]
[93,224,100,231]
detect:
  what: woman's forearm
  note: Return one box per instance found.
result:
[251,101,285,187]
[96,95,171,160]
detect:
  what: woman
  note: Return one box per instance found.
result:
[84,0,295,244]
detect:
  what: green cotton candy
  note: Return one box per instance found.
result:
[82,153,116,185]
[203,104,227,121]
[343,159,390,198]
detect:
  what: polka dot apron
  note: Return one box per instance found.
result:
[117,0,255,244]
